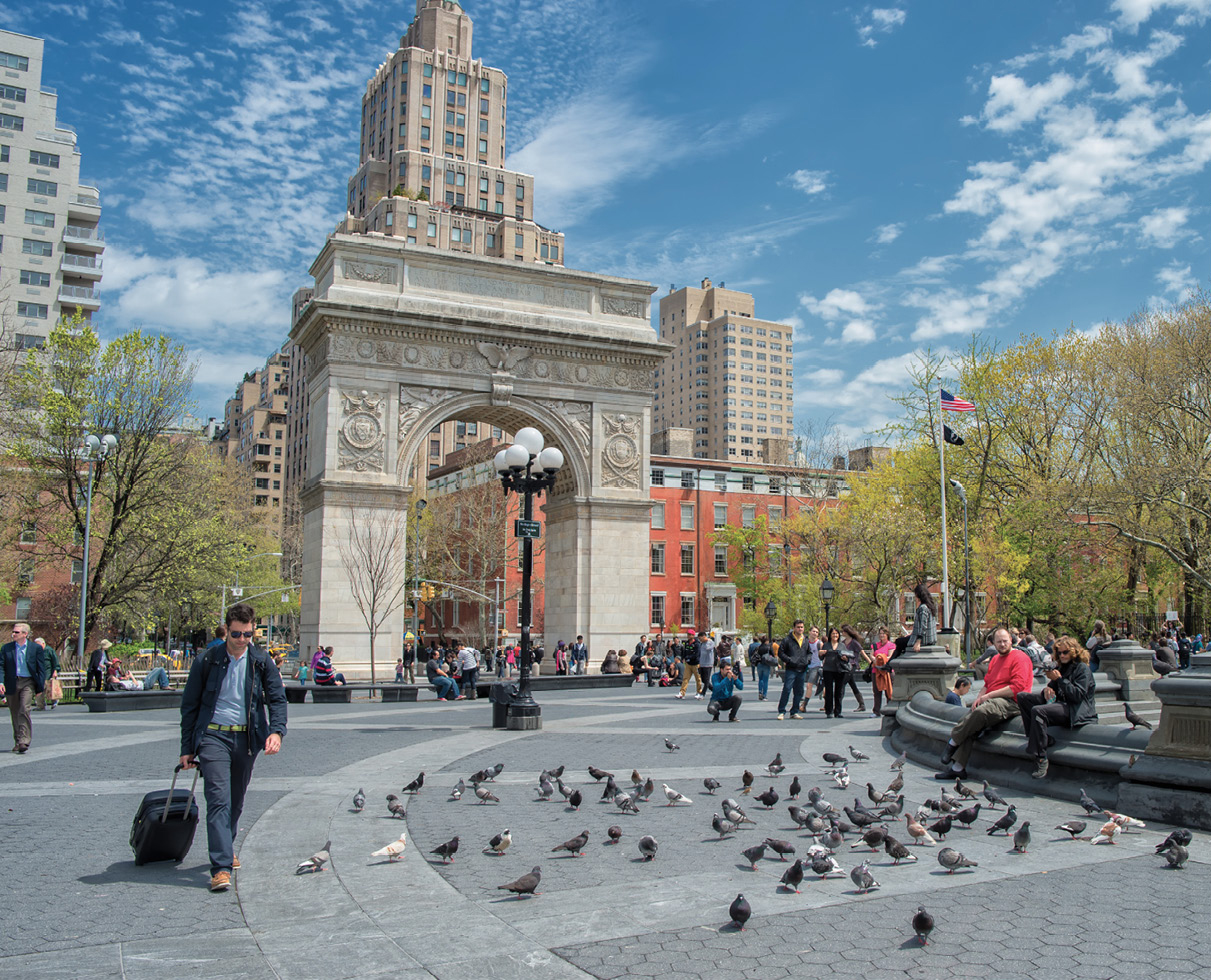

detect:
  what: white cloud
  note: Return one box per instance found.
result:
[1088,29,1184,99]
[982,72,1077,132]
[1138,205,1191,245]
[1155,261,1197,299]
[873,222,903,244]
[786,169,830,195]
[841,320,877,344]
[1114,0,1211,31]
[856,7,907,47]
[800,288,874,321]
[795,350,938,409]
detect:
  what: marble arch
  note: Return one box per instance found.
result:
[292,234,669,673]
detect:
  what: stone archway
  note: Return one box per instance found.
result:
[292,234,669,675]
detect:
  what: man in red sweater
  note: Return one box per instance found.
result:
[936,627,1034,779]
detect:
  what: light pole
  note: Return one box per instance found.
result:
[220,551,282,624]
[820,577,834,636]
[412,498,427,643]
[764,598,777,646]
[494,427,564,730]
[75,433,118,668]
[949,478,971,666]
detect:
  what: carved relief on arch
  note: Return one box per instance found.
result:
[601,411,642,489]
[397,387,449,453]
[338,389,386,473]
[535,399,590,459]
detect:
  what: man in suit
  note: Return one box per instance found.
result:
[1,622,47,753]
[179,603,287,893]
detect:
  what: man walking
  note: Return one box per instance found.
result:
[776,620,810,720]
[1,623,47,753]
[569,635,588,675]
[676,630,703,699]
[695,632,716,700]
[179,603,287,892]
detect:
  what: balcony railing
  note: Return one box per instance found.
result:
[70,193,101,207]
[62,254,102,270]
[35,129,76,146]
[64,225,104,242]
[59,285,100,301]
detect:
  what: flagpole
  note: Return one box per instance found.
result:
[937,387,951,633]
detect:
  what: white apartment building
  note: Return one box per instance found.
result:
[0,30,102,347]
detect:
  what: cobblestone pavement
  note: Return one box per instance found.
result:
[0,684,1203,979]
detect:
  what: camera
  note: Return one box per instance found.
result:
[1042,656,1057,671]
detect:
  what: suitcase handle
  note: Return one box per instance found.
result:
[161,763,200,823]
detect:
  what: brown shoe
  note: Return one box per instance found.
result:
[231,857,241,870]
[209,871,232,892]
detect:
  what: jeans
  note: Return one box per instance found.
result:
[1016,691,1071,759]
[756,664,771,698]
[460,667,478,698]
[198,730,257,875]
[142,667,171,690]
[823,670,846,715]
[778,669,806,714]
[844,672,866,708]
[698,665,713,693]
[431,675,458,699]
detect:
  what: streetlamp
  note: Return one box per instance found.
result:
[75,433,118,668]
[820,577,834,635]
[764,598,777,645]
[221,551,282,623]
[949,478,971,666]
[412,498,427,642]
[494,427,564,730]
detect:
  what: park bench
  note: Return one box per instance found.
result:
[80,690,183,713]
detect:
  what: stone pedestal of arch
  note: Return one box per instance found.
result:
[291,235,669,676]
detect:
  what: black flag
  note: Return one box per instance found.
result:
[943,424,964,447]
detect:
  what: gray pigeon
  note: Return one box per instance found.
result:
[850,860,879,893]
[475,784,500,804]
[982,781,1009,809]
[852,824,889,851]
[568,789,583,810]
[937,846,977,873]
[912,906,934,945]
[607,825,623,844]
[614,793,639,814]
[811,852,844,877]
[403,772,424,794]
[640,777,657,801]
[1124,703,1153,730]
[386,794,406,819]
[556,777,573,800]
[352,788,366,812]
[741,843,767,869]
[878,796,905,818]
[780,858,806,893]
[1079,788,1102,815]
[704,777,722,794]
[986,804,1018,835]
[295,840,331,875]
[822,752,847,765]
[725,803,754,826]
[665,738,680,752]
[883,835,917,864]
[430,836,460,863]
[764,838,796,861]
[1161,843,1189,868]
[788,805,813,829]
[849,745,870,762]
[552,831,589,856]
[638,835,658,861]
[488,763,505,779]
[729,893,752,930]
[889,750,907,771]
[713,813,736,838]
[536,776,554,801]
[498,865,541,898]
[588,766,613,781]
[601,776,620,801]
[954,779,979,800]
[821,828,844,852]
[755,787,779,809]
[1012,821,1031,853]
[450,778,465,801]
[1055,820,1087,840]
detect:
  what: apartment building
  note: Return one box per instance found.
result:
[653,279,793,464]
[219,352,290,533]
[0,29,102,347]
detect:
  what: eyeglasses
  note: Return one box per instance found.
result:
[229,630,256,639]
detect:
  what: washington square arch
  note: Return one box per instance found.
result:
[292,232,671,671]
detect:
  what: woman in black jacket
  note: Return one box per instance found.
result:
[820,627,851,718]
[1014,635,1097,779]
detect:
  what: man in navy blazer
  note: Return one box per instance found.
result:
[2,622,47,753]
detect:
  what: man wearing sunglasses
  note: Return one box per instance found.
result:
[180,603,287,893]
[2,623,47,753]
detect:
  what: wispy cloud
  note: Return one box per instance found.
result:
[856,7,907,48]
[786,169,831,195]
[1113,0,1211,31]
[873,222,904,244]
[1138,204,1192,245]
[800,288,881,345]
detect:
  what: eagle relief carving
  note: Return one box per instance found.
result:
[338,389,386,473]
[477,341,531,373]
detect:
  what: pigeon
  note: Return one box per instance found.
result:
[729,893,752,930]
[851,825,889,852]
[1124,703,1153,730]
[905,814,936,846]
[844,806,877,829]
[1079,788,1102,815]
[883,835,917,864]
[639,777,657,802]
[498,865,541,898]
[850,860,879,893]
[552,830,589,856]
[588,765,613,781]
[431,836,460,863]
[713,813,737,837]
[542,764,565,781]
[789,804,815,829]
[663,783,692,806]
[485,827,513,854]
[536,776,554,801]
[1155,829,1193,853]
[665,738,681,752]
[803,814,827,836]
[755,787,780,809]
[885,773,904,795]
[607,825,623,844]
[386,794,406,819]
[987,805,1018,836]
[982,781,1009,809]
[928,815,953,840]
[601,776,620,801]
[556,777,573,800]
[741,843,767,869]
[615,793,639,814]
[704,777,722,794]
[475,784,500,805]
[768,752,785,777]
[488,763,505,780]
[352,788,366,812]
[821,827,845,852]
[1160,843,1189,869]
[764,838,796,861]
[568,790,583,811]
[1089,820,1122,845]
[788,776,802,799]
[295,840,331,874]
[832,769,852,789]
[371,831,408,861]
[631,769,643,786]
[403,772,425,794]
[638,835,659,861]
[470,768,491,785]
[954,778,979,800]
[1055,820,1088,839]
[866,783,889,806]
[742,770,755,794]
[849,745,870,762]
[724,803,754,826]
[878,796,905,818]
[780,858,806,893]
[912,906,935,945]
[821,752,847,766]
[451,778,466,801]
[806,786,824,804]
[811,852,845,877]
[937,847,978,873]
[889,750,907,771]
[1012,822,1031,853]
[955,804,982,828]
[1103,810,1147,831]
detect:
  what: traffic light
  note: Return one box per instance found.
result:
[420,583,433,602]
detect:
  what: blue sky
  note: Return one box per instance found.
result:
[2,0,1208,442]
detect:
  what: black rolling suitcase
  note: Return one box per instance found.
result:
[130,763,200,865]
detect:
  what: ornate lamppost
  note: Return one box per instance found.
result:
[764,598,777,646]
[76,433,118,667]
[820,577,834,636]
[494,427,564,730]
[949,478,971,665]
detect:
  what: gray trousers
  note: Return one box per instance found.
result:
[198,730,257,875]
[7,677,34,749]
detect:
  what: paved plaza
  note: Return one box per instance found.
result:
[1,683,1205,980]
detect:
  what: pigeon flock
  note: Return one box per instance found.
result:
[295,742,1194,949]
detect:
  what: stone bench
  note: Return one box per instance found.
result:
[473,673,635,697]
[80,690,183,713]
[285,684,420,704]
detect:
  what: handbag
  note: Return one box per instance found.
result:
[861,667,873,683]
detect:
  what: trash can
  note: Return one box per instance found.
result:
[490,682,514,729]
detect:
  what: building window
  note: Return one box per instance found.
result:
[427,221,437,237]
[650,594,665,627]
[769,477,781,493]
[650,542,665,575]
[0,112,23,131]
[17,558,34,587]
[27,178,57,197]
[680,470,695,488]
[714,546,728,575]
[71,559,84,585]
[680,503,694,530]
[17,302,48,319]
[514,233,524,249]
[20,270,50,287]
[714,503,727,529]
[22,239,52,256]
[19,521,35,544]
[650,501,665,529]
[680,544,694,575]
[24,209,54,227]
[14,597,31,621]
[0,51,30,70]
[768,505,782,525]
[651,468,664,486]
[742,475,755,491]
[741,504,756,528]
[680,594,695,626]
[715,473,727,492]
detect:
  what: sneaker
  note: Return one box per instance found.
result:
[777,713,785,721]
[694,693,704,700]
[232,857,241,870]
[729,717,739,722]
[1031,757,1049,779]
[675,693,684,699]
[209,871,232,892]
[791,713,804,720]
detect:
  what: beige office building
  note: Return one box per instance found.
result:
[653,279,793,463]
[0,30,102,348]
[220,352,290,533]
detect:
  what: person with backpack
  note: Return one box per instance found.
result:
[676,630,704,699]
[754,634,775,701]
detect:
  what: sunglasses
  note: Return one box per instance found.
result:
[229,630,256,639]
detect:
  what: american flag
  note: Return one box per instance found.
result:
[940,388,976,413]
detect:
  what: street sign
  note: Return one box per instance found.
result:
[514,519,541,539]
[230,587,244,598]
[281,593,290,603]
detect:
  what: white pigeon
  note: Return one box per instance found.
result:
[295,840,331,874]
[371,831,408,861]
[662,783,692,806]
[487,829,512,854]
[832,770,851,789]
[450,778,465,801]
[1103,810,1146,830]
